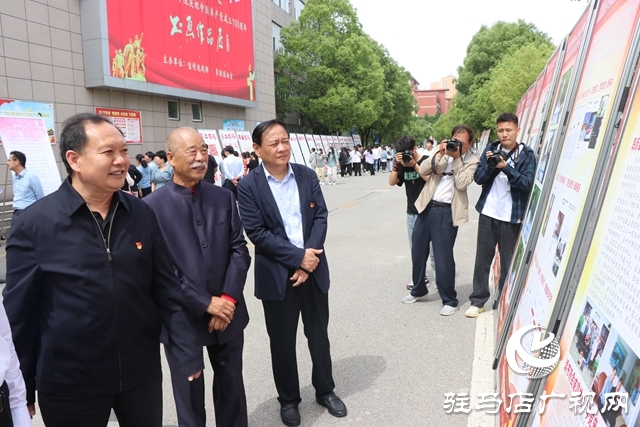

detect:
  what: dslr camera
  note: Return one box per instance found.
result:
[446,138,462,153]
[402,149,413,163]
[487,152,504,168]
[487,152,503,167]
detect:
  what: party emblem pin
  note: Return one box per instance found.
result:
[310,203,315,208]
[135,242,143,250]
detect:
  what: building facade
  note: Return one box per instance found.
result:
[0,0,289,231]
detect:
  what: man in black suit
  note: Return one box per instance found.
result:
[237,120,346,426]
[145,127,250,427]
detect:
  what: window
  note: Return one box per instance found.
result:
[272,22,283,53]
[273,0,290,14]
[191,103,202,122]
[168,100,179,120]
[295,0,304,19]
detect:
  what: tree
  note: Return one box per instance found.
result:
[432,20,554,139]
[275,0,385,134]
[359,43,416,144]
[456,20,552,97]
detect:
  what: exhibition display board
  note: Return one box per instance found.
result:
[495,1,640,426]
[198,128,223,186]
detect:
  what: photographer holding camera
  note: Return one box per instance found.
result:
[389,136,436,290]
[465,113,536,318]
[401,125,479,316]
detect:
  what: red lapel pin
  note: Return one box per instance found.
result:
[310,203,315,208]
[135,242,143,250]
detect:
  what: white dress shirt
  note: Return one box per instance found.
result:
[0,303,32,426]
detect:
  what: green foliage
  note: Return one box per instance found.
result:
[433,20,554,140]
[275,0,414,140]
[456,20,552,97]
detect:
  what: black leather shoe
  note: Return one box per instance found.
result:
[316,393,347,417]
[280,403,301,426]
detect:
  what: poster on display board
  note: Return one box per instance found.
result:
[320,135,331,153]
[0,117,61,195]
[0,100,55,144]
[81,0,256,106]
[289,133,304,165]
[497,1,640,426]
[533,52,640,427]
[518,84,538,146]
[236,130,253,152]
[95,107,142,143]
[522,72,547,147]
[496,7,592,342]
[198,129,223,186]
[296,134,312,164]
[339,136,353,148]
[312,135,323,151]
[218,129,240,153]
[352,134,361,145]
[525,48,562,153]
[331,135,340,146]
[223,119,245,131]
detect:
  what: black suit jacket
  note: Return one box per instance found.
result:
[237,163,330,301]
[144,181,250,346]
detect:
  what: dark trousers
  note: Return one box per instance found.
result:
[346,163,352,176]
[223,179,238,196]
[262,274,335,405]
[140,187,152,197]
[469,214,522,307]
[0,382,13,427]
[38,378,162,427]
[411,204,459,307]
[353,163,361,176]
[164,332,247,427]
[366,163,375,175]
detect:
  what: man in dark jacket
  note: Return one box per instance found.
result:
[465,113,537,318]
[3,113,203,426]
[237,120,346,427]
[145,127,250,427]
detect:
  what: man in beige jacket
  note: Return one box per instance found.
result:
[400,125,479,315]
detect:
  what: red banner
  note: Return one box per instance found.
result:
[106,0,255,101]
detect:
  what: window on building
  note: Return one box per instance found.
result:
[295,0,304,19]
[273,0,290,14]
[272,22,283,53]
[191,103,202,122]
[168,100,179,120]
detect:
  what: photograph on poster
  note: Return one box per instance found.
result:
[587,95,610,149]
[551,69,573,126]
[523,186,542,244]
[551,238,566,277]
[552,211,565,240]
[570,300,611,386]
[541,193,556,236]
[588,328,640,427]
[537,130,556,185]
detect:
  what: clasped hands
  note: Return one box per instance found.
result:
[206,296,235,333]
[291,248,323,287]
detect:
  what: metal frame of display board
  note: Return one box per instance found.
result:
[517,13,640,427]
[492,0,597,370]
[516,5,640,427]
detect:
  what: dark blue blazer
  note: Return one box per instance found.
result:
[144,181,250,346]
[237,163,330,301]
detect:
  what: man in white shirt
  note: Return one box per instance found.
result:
[221,146,244,196]
[465,113,536,318]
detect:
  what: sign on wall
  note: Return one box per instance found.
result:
[0,100,56,144]
[95,107,142,143]
[81,0,256,107]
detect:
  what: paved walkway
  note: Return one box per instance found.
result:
[5,170,497,426]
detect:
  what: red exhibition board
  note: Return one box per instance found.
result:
[106,0,256,101]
